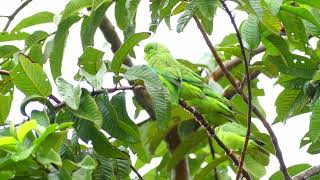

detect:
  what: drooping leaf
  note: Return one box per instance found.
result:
[61,0,92,20]
[309,100,320,143]
[124,65,171,128]
[0,94,12,125]
[78,47,104,75]
[274,89,308,123]
[12,11,55,32]
[49,15,81,81]
[11,55,52,96]
[56,77,81,110]
[111,32,151,74]
[72,89,103,128]
[20,95,55,117]
[241,14,260,49]
[0,45,20,59]
[80,1,112,48]
[176,1,196,33]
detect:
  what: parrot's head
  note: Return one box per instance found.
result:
[144,42,170,61]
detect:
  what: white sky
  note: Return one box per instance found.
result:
[0,0,319,179]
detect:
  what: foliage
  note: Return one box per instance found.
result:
[0,0,320,179]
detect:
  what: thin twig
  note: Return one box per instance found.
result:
[179,100,251,180]
[0,70,10,76]
[208,137,219,180]
[218,3,252,179]
[3,0,33,31]
[292,165,320,180]
[130,165,144,180]
[193,15,291,180]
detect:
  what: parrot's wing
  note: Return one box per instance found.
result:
[159,75,180,104]
[219,123,260,142]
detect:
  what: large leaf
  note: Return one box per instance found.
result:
[80,1,112,48]
[0,32,29,42]
[61,0,92,20]
[72,89,103,128]
[95,94,140,143]
[56,77,81,110]
[75,119,129,159]
[0,45,20,59]
[78,47,104,75]
[25,30,49,48]
[111,32,151,74]
[49,15,81,81]
[12,11,55,32]
[270,163,311,180]
[0,94,12,125]
[124,65,171,128]
[241,14,260,49]
[274,89,308,123]
[281,6,320,29]
[11,55,52,96]
[176,0,196,33]
[17,120,37,142]
[309,100,320,143]
[293,0,320,9]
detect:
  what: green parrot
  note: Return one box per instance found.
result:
[215,122,270,166]
[144,42,235,124]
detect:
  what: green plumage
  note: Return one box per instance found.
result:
[144,42,235,124]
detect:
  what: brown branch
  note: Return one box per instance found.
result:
[208,137,219,180]
[179,100,251,180]
[3,0,33,31]
[130,165,144,180]
[292,165,320,180]
[217,3,252,178]
[211,45,265,81]
[193,14,290,180]
[0,70,10,76]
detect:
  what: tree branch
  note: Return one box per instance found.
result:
[130,165,144,180]
[217,3,252,178]
[208,137,219,180]
[193,14,290,180]
[2,0,33,31]
[211,45,265,81]
[179,100,251,180]
[292,165,320,180]
[0,70,10,76]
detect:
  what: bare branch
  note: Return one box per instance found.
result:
[179,100,251,180]
[208,137,219,180]
[0,70,10,76]
[292,165,320,180]
[193,14,290,180]
[3,0,33,31]
[217,2,253,178]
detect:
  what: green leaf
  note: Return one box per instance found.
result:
[78,47,104,74]
[149,0,161,32]
[80,1,112,48]
[176,1,196,33]
[111,32,151,74]
[37,148,62,166]
[31,110,50,127]
[95,94,140,143]
[124,65,171,128]
[72,168,93,180]
[112,158,131,179]
[0,45,20,59]
[25,30,49,48]
[12,11,55,32]
[61,0,92,20]
[49,15,81,81]
[193,156,228,180]
[80,63,106,90]
[115,0,128,30]
[17,120,37,142]
[28,44,46,64]
[0,136,17,147]
[277,74,308,89]
[76,155,97,170]
[11,55,52,96]
[281,6,320,29]
[56,77,81,110]
[0,94,12,125]
[293,0,320,9]
[279,10,309,52]
[241,15,260,49]
[72,89,103,128]
[92,154,114,179]
[75,119,129,159]
[274,89,308,123]
[270,163,311,180]
[0,32,29,42]
[309,100,320,143]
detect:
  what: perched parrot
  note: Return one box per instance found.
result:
[215,122,270,166]
[144,42,235,124]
